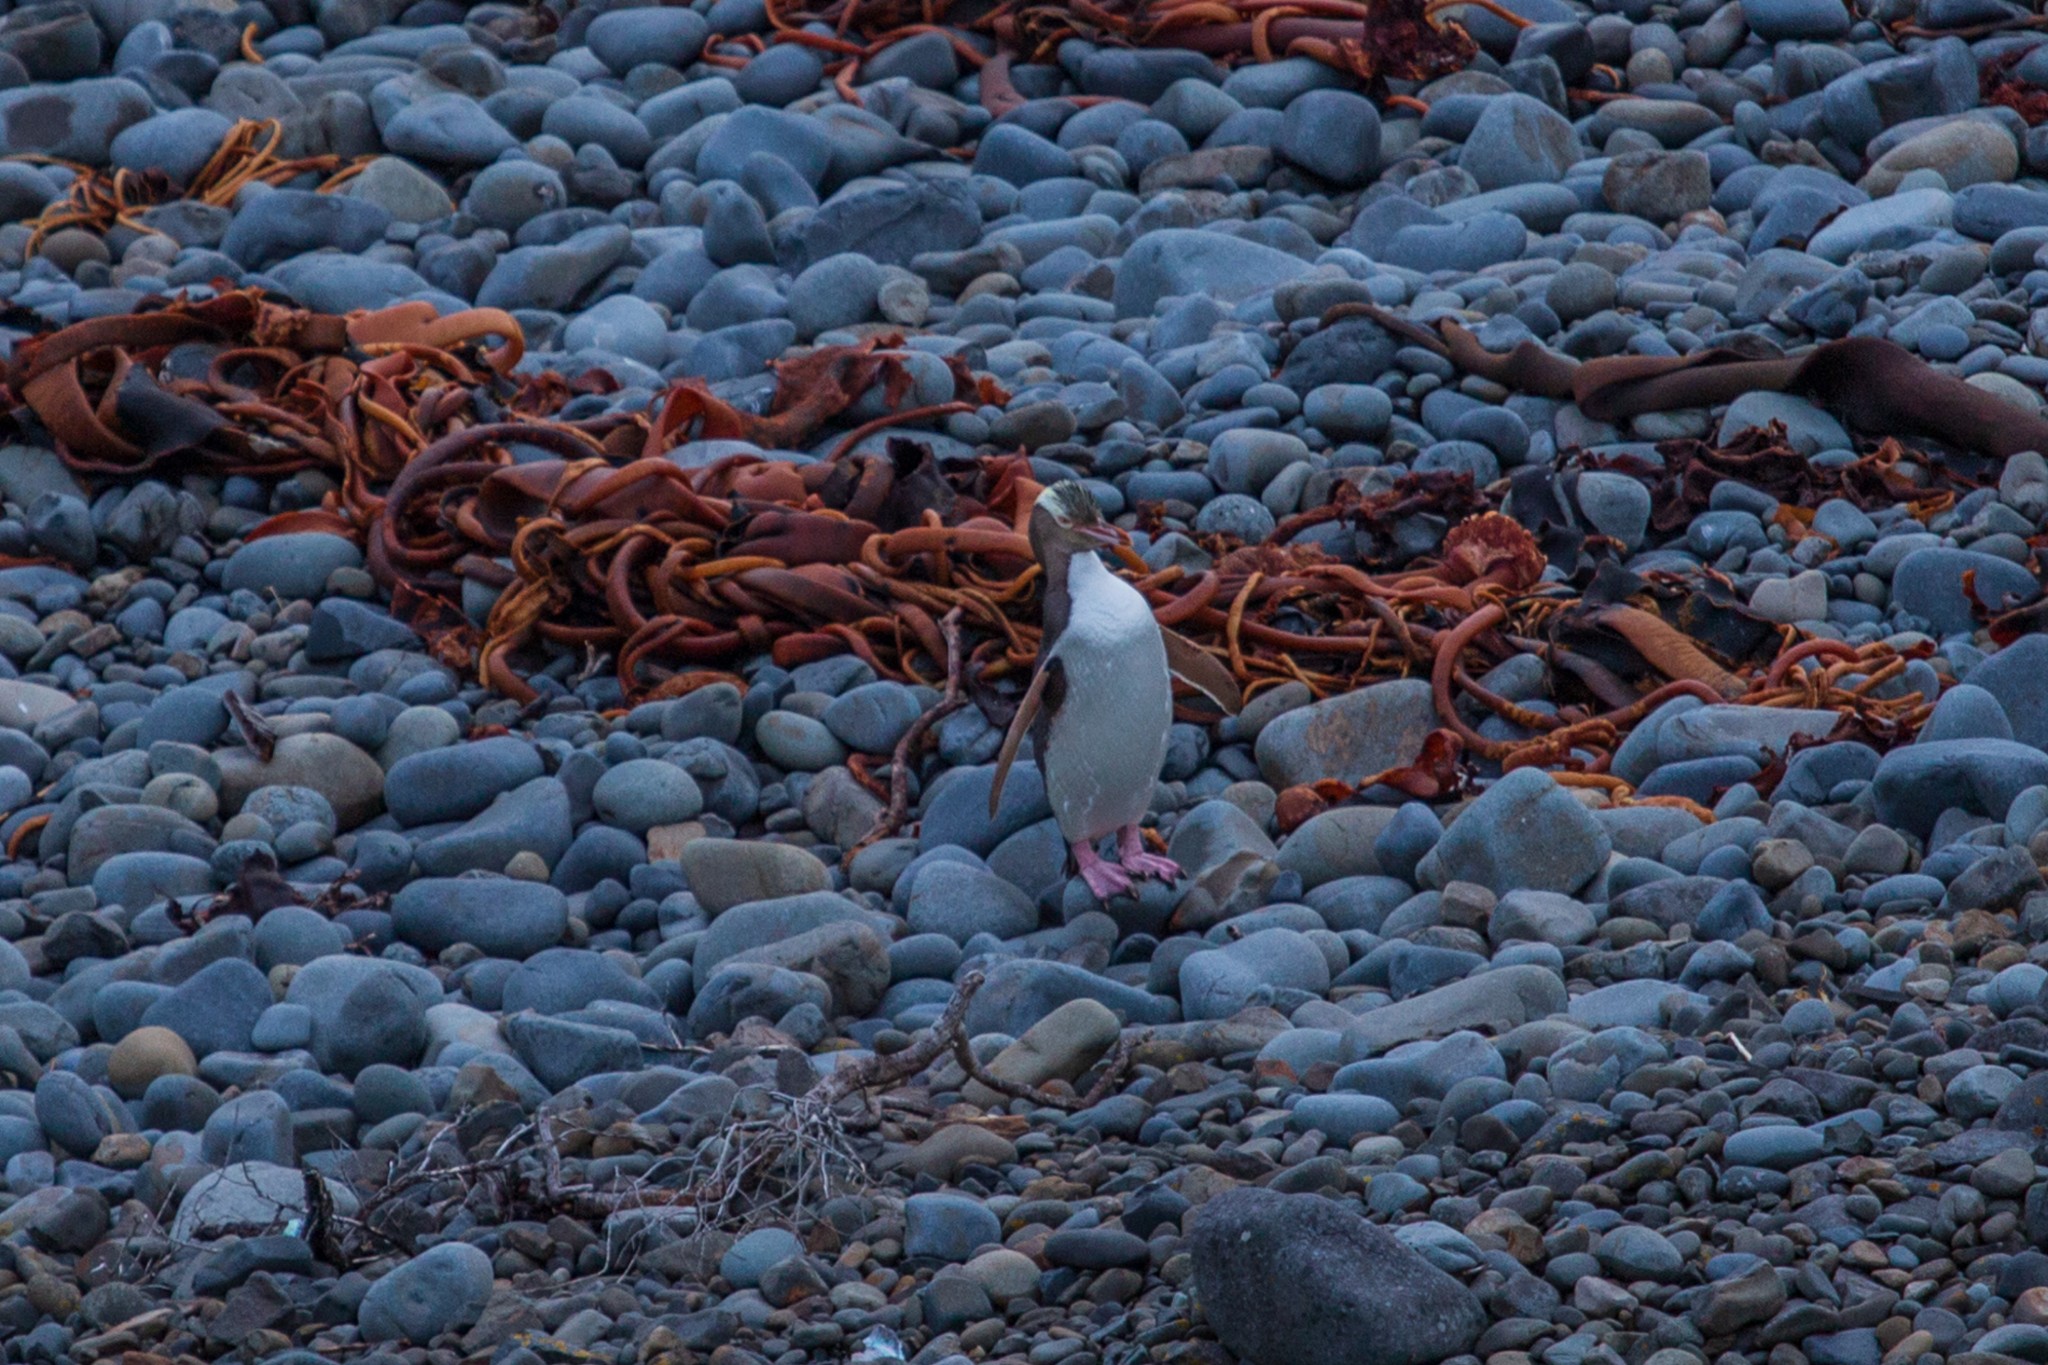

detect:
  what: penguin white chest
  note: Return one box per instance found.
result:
[1043,552,1172,843]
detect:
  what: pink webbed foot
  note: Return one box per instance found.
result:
[1121,851,1183,881]
[1119,825,1182,882]
[1073,840,1133,899]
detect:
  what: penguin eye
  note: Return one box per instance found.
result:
[1054,515,1072,528]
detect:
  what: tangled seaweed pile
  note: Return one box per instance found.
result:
[749,0,1498,97]
[1,288,2027,831]
[19,118,371,256]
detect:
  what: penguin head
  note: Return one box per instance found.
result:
[1030,481,1124,563]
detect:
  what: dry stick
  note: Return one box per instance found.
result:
[527,971,991,1220]
[338,978,1133,1250]
[950,1030,1144,1112]
[810,967,984,1107]
[849,604,968,859]
[222,687,277,762]
[332,1119,530,1259]
[1075,1031,1144,1108]
[540,1101,844,1221]
[301,1167,346,1267]
[66,1308,179,1362]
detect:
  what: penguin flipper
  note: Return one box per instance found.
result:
[989,663,1054,816]
[1160,627,1243,715]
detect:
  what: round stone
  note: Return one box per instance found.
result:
[592,759,705,833]
[107,1026,197,1099]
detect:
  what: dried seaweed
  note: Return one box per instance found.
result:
[752,0,1503,97]
[1332,303,2048,460]
[1983,49,2048,125]
[0,291,1982,831]
[17,118,371,253]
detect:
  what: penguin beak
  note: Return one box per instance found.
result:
[1080,523,1125,548]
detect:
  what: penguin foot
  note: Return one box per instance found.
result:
[1122,851,1182,881]
[1117,825,1181,882]
[1073,841,1133,899]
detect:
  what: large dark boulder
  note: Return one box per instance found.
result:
[1188,1188,1485,1365]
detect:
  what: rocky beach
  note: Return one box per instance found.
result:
[6,2,2048,1365]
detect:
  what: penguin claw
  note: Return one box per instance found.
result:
[1122,851,1182,882]
[1117,826,1181,883]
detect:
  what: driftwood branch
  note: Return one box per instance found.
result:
[520,971,989,1223]
[193,971,1145,1281]
[949,1027,1144,1113]
[1078,1031,1144,1108]
[812,967,984,1106]
[850,605,967,858]
[299,972,1025,1253]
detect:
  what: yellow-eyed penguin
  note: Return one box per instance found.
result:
[988,482,1242,899]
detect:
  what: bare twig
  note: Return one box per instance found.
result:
[535,1101,862,1230]
[848,605,968,859]
[67,1307,177,1361]
[950,1026,1143,1113]
[1079,1031,1144,1107]
[811,968,984,1107]
[296,973,998,1258]
[223,688,276,761]
[302,1166,345,1267]
[524,972,990,1226]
